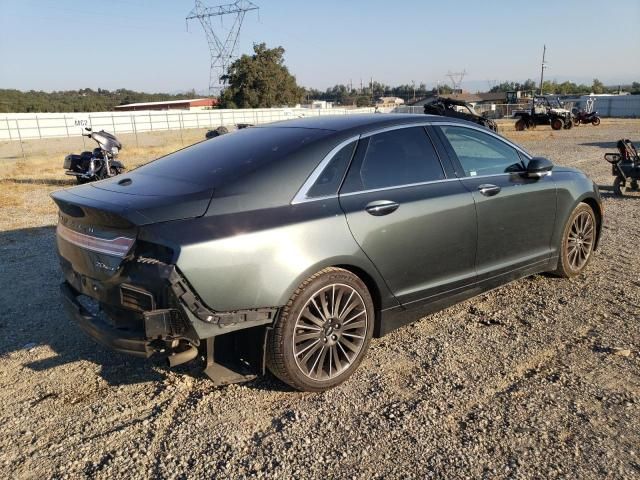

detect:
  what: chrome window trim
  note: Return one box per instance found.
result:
[291,119,534,204]
[339,177,460,198]
[291,136,360,205]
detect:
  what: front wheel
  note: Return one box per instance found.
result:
[592,117,601,126]
[613,176,625,196]
[573,118,580,126]
[515,119,525,131]
[266,268,374,392]
[552,203,596,278]
[551,118,564,130]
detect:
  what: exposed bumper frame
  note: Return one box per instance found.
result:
[61,282,153,358]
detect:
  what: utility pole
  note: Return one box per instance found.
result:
[186,0,259,96]
[539,45,547,96]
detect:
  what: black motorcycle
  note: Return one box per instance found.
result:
[63,128,125,184]
[573,109,601,126]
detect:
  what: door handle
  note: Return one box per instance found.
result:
[365,200,399,216]
[478,184,501,197]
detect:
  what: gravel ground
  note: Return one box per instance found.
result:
[0,120,639,479]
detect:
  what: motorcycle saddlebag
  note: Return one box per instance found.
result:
[64,151,93,171]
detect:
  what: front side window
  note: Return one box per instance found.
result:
[341,127,444,193]
[306,141,356,198]
[439,126,524,177]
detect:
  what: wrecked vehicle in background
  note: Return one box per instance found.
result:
[205,123,253,139]
[423,97,498,132]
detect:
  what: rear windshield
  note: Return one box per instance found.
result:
[134,127,330,186]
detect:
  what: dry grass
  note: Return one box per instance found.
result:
[0,129,209,231]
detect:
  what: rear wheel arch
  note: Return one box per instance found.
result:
[335,264,383,336]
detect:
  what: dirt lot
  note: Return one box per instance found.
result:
[0,119,639,479]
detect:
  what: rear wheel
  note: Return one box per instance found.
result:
[592,117,601,126]
[552,203,596,278]
[551,118,564,130]
[614,176,640,197]
[564,119,573,129]
[573,118,580,126]
[266,268,374,392]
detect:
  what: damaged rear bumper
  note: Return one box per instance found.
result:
[59,255,279,382]
[61,281,153,358]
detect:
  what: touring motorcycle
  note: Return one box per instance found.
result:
[63,128,124,184]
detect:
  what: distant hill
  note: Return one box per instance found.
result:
[0,88,211,113]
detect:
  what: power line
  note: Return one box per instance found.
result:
[446,70,467,91]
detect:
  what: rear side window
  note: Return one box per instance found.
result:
[439,126,524,177]
[306,141,356,198]
[341,127,444,193]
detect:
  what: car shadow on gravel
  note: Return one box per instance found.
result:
[579,139,640,149]
[0,226,168,386]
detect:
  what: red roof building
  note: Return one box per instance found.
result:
[114,98,217,111]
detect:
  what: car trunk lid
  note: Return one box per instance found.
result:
[50,174,213,281]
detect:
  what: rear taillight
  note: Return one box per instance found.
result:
[57,222,134,258]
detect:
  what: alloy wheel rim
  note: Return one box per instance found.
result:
[567,211,594,270]
[293,283,368,381]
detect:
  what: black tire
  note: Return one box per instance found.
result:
[592,117,601,126]
[613,176,625,196]
[76,176,88,185]
[266,267,375,392]
[573,118,580,126]
[551,118,564,130]
[564,119,573,129]
[552,203,596,278]
[515,119,525,131]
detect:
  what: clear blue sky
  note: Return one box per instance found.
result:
[1,0,638,93]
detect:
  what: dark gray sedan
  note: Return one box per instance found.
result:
[51,114,602,391]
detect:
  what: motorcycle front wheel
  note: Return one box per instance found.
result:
[592,117,601,126]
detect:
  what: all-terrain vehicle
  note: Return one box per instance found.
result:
[514,96,573,131]
[605,139,640,196]
[423,97,498,132]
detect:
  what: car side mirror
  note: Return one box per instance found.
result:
[525,157,553,178]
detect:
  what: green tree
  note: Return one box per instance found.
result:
[591,78,605,94]
[220,43,304,108]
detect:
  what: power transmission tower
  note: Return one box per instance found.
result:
[446,70,467,92]
[186,0,259,96]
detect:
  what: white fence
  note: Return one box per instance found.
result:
[0,107,377,142]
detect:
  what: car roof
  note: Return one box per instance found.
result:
[259,113,466,133]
